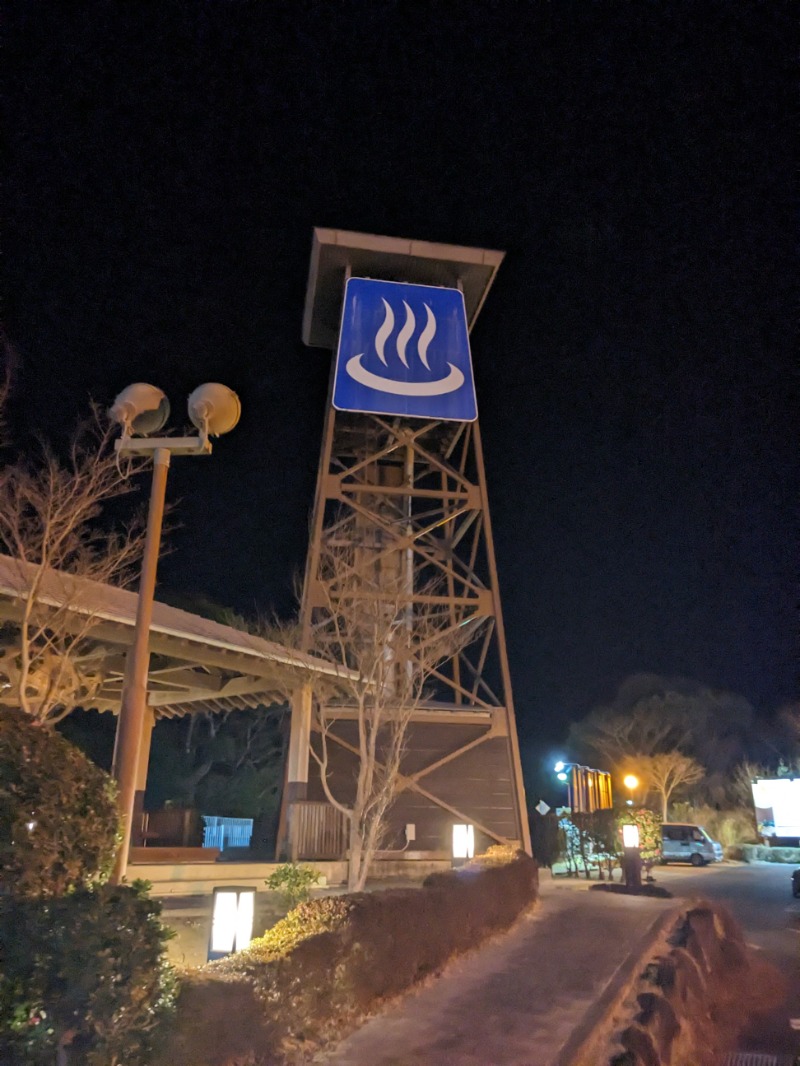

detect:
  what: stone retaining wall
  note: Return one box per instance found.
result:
[598,903,785,1066]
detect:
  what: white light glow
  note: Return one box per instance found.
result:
[554,761,565,772]
[752,778,800,837]
[622,824,640,848]
[211,891,239,953]
[235,890,254,952]
[452,824,475,860]
[210,888,255,957]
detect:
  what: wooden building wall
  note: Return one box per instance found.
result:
[306,714,524,854]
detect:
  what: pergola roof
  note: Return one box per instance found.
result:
[0,554,353,719]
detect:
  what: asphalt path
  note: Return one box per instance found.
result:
[312,862,799,1065]
[312,876,673,1065]
[652,860,800,1056]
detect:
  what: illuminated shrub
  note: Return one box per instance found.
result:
[0,707,121,898]
[159,852,538,1065]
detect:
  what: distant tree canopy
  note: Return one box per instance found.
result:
[567,673,764,808]
[146,707,287,823]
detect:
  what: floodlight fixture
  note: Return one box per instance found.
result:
[554,761,565,772]
[109,383,170,437]
[110,381,241,456]
[188,383,242,438]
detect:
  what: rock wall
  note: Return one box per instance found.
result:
[606,903,786,1066]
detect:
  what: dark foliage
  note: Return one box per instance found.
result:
[0,706,120,898]
[0,880,176,1066]
[530,809,561,868]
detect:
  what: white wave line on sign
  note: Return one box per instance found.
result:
[418,304,436,370]
[396,301,415,368]
[375,298,394,366]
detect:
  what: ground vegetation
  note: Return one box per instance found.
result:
[156,851,537,1066]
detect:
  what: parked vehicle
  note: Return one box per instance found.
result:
[791,869,800,898]
[661,823,723,866]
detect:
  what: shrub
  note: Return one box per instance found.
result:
[669,803,758,847]
[224,896,354,965]
[0,706,121,898]
[158,851,538,1065]
[265,862,321,908]
[616,807,662,864]
[740,844,800,863]
[0,880,176,1066]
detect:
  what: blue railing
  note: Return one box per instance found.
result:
[201,816,253,851]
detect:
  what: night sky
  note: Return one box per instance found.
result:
[4,3,796,753]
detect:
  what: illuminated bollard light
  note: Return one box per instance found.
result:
[208,886,256,962]
[452,824,475,868]
[621,824,642,889]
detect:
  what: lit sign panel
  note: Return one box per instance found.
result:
[333,278,477,422]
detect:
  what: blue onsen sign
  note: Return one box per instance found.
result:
[333,278,477,422]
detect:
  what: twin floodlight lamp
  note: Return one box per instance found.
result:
[110,382,241,455]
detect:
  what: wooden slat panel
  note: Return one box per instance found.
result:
[289,801,347,860]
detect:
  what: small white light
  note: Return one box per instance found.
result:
[210,891,238,954]
[234,890,254,953]
[452,824,475,861]
[209,887,256,961]
[26,820,36,832]
[622,824,640,848]
[557,772,568,782]
[554,761,565,772]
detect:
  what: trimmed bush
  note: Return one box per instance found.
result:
[158,851,538,1066]
[741,843,800,863]
[0,706,121,898]
[0,880,176,1066]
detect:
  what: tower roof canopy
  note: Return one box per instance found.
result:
[303,228,504,349]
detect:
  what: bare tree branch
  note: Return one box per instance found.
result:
[0,409,148,724]
[639,752,705,820]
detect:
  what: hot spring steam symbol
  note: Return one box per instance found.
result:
[345,298,465,396]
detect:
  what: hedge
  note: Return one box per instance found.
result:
[740,843,800,863]
[158,850,538,1066]
[0,881,176,1066]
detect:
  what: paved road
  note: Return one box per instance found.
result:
[654,861,800,1056]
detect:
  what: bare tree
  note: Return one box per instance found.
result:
[0,411,145,724]
[640,752,705,820]
[569,693,696,771]
[301,519,482,891]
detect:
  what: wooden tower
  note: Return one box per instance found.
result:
[281,229,531,859]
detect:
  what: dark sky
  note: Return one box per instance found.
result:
[4,2,796,749]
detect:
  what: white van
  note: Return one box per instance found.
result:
[661,823,723,866]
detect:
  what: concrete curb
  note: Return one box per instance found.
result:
[549,904,682,1066]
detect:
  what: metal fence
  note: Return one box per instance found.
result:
[201,816,254,851]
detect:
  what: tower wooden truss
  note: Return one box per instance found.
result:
[281,230,531,858]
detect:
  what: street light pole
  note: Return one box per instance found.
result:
[108,382,241,884]
[111,448,170,885]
